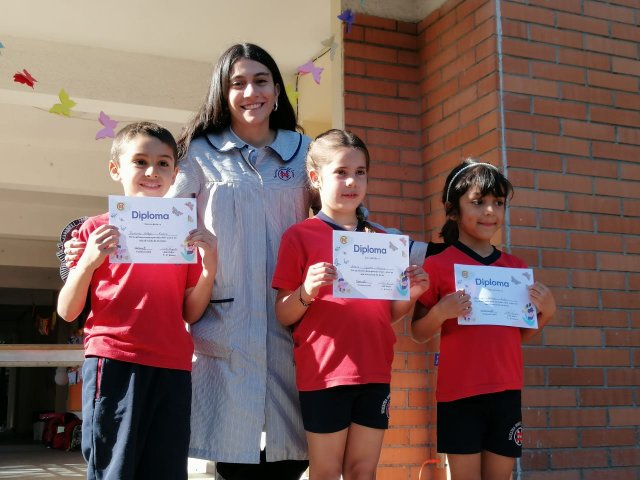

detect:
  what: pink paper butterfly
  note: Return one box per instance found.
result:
[297,60,324,85]
[95,111,118,140]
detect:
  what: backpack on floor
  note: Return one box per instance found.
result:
[52,414,82,451]
[40,412,66,447]
[41,412,80,450]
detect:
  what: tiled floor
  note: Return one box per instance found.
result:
[0,443,216,479]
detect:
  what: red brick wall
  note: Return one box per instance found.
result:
[344,14,437,480]
[344,1,639,479]
[500,1,640,478]
[419,0,502,239]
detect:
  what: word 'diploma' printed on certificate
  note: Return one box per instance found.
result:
[333,230,410,301]
[108,195,197,264]
[454,264,538,329]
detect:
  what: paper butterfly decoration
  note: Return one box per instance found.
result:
[185,201,194,211]
[321,35,338,61]
[95,111,118,140]
[13,69,37,89]
[297,60,324,85]
[338,9,355,33]
[0,41,4,54]
[49,89,76,116]
[285,84,299,106]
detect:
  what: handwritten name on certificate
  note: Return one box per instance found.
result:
[108,195,197,264]
[454,264,538,329]
[332,231,410,300]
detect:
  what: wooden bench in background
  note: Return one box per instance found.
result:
[0,344,84,367]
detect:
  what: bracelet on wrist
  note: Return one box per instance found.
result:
[299,286,314,307]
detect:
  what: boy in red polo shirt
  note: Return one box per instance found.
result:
[57,122,217,480]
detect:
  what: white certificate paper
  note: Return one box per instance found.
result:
[333,231,410,300]
[454,264,538,329]
[108,195,197,264]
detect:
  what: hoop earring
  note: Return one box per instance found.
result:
[273,99,278,112]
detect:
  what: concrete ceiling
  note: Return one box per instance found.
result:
[0,0,445,293]
[0,0,334,73]
[0,1,444,73]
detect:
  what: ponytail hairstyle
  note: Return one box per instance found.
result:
[440,158,513,244]
[176,43,301,159]
[306,129,375,230]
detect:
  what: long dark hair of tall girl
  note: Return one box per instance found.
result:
[177,43,301,159]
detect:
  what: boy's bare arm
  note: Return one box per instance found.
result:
[57,266,95,322]
[57,224,119,321]
[183,229,217,324]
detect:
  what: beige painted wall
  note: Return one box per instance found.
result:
[0,27,339,290]
[0,0,447,290]
[1,37,207,289]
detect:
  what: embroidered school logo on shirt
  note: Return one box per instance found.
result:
[274,167,294,181]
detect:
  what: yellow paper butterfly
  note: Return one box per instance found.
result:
[49,89,76,117]
[285,84,299,107]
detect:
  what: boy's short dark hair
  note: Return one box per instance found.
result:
[111,121,178,165]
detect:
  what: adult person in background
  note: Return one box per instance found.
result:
[172,43,310,480]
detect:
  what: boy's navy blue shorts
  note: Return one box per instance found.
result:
[81,357,191,480]
[437,389,523,458]
[298,383,390,434]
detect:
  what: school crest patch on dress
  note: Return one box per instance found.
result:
[274,167,294,181]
